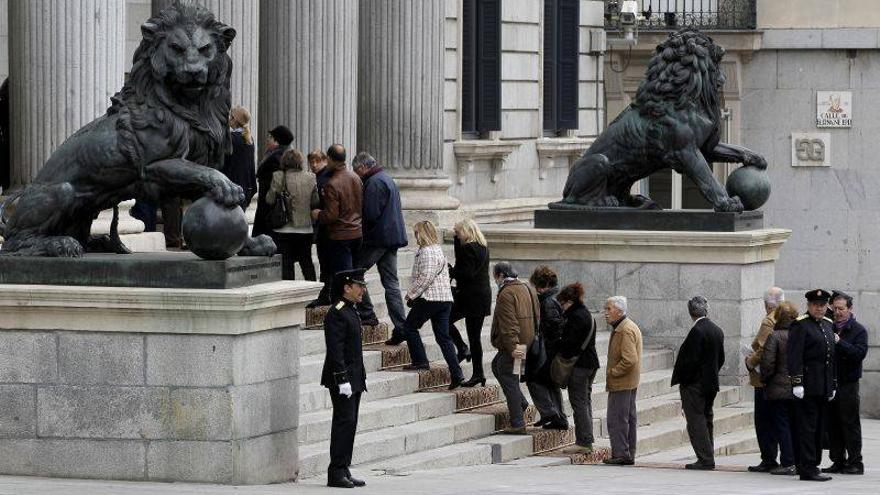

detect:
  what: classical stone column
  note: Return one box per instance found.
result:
[259,0,358,155]
[8,0,126,186]
[358,0,459,212]
[152,0,260,139]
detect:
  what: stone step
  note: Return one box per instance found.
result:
[297,412,497,480]
[637,427,759,464]
[299,323,390,357]
[593,405,755,458]
[299,371,419,415]
[298,385,503,447]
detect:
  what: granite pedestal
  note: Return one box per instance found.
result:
[0,254,320,484]
[536,208,764,232]
[484,226,791,386]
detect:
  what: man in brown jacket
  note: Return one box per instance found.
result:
[490,262,539,433]
[602,296,643,465]
[311,144,363,298]
[745,287,784,473]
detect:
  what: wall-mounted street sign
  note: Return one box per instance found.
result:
[816,91,852,128]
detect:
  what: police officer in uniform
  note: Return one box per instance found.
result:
[321,268,368,488]
[788,289,837,482]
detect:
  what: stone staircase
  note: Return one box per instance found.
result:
[295,247,757,480]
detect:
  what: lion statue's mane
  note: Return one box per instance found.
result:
[556,28,766,212]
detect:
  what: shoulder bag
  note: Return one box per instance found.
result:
[550,312,596,388]
[269,172,291,229]
[522,285,547,382]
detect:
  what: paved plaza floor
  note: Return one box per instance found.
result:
[2,419,878,495]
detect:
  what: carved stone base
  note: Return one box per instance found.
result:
[471,404,538,431]
[530,427,575,453]
[368,343,411,369]
[305,305,330,328]
[448,385,502,411]
[361,322,390,345]
[415,365,452,390]
[567,447,613,464]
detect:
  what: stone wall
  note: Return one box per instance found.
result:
[0,327,299,483]
[741,48,880,416]
[442,0,605,204]
[0,279,319,484]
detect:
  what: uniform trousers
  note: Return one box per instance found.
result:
[328,390,362,480]
[680,384,717,466]
[829,382,863,467]
[607,389,638,460]
[793,396,827,476]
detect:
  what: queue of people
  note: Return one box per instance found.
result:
[234,111,868,488]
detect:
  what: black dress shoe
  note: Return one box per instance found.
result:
[327,477,355,488]
[402,363,430,371]
[821,463,846,473]
[542,417,570,431]
[533,417,552,427]
[457,346,472,363]
[462,376,486,388]
[361,317,380,327]
[748,463,778,473]
[685,462,716,470]
[448,376,464,390]
[347,476,366,487]
[843,463,865,475]
[800,473,832,481]
[603,457,634,466]
[384,335,406,346]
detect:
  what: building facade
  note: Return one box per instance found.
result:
[0,0,606,226]
[603,0,879,416]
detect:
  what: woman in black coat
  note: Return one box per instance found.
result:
[448,219,492,387]
[252,125,293,238]
[223,106,257,211]
[554,283,600,453]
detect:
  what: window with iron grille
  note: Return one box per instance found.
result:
[604,0,757,31]
[543,0,580,135]
[462,0,502,136]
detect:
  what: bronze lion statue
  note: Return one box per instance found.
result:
[557,29,767,212]
[0,1,274,257]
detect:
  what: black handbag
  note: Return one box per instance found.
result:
[269,174,291,229]
[549,314,596,388]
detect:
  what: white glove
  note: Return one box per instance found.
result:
[793,386,804,399]
[338,382,353,398]
[828,390,836,402]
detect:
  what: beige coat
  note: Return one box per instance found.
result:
[746,314,775,388]
[266,169,315,233]
[606,317,643,391]
[490,280,539,354]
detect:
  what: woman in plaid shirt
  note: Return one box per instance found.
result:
[400,221,465,390]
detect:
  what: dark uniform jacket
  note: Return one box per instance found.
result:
[788,314,836,398]
[671,317,726,394]
[834,316,869,384]
[321,299,367,393]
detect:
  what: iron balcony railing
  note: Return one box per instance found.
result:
[604,0,757,31]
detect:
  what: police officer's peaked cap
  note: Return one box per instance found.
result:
[334,268,368,287]
[804,288,831,303]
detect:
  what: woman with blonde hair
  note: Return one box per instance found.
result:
[401,220,465,390]
[448,218,492,387]
[266,148,316,281]
[222,106,257,210]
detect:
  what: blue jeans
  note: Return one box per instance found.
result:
[404,300,462,380]
[357,246,406,333]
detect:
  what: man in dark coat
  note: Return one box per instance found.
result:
[351,152,408,334]
[252,125,293,238]
[322,268,369,488]
[671,296,725,470]
[788,288,837,482]
[823,290,869,475]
